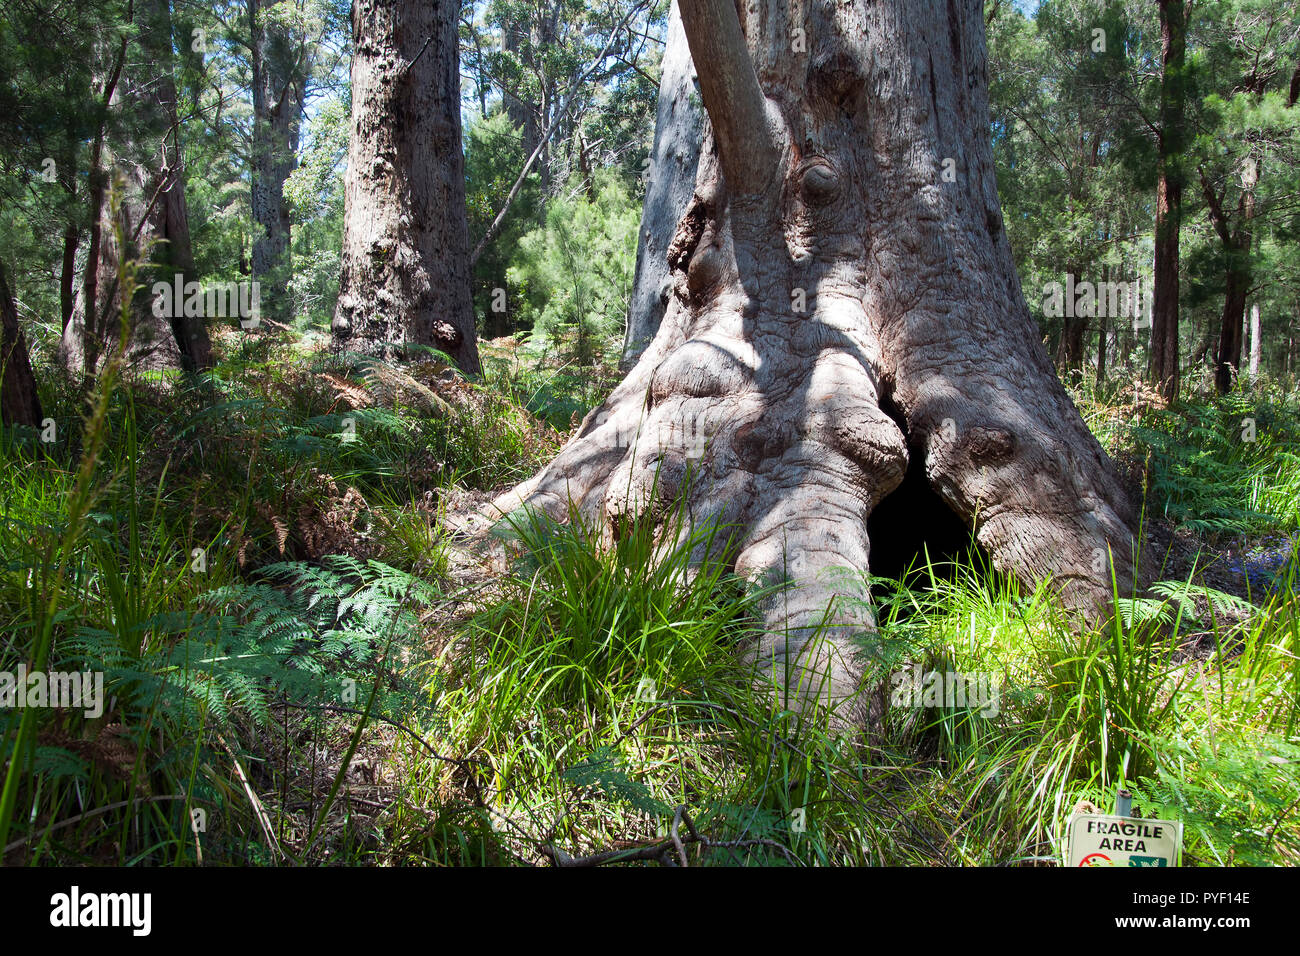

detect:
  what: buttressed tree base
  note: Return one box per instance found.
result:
[476,0,1149,724]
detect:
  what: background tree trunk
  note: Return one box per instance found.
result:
[331,0,481,374]
[68,36,128,381]
[1056,269,1086,373]
[61,0,212,375]
[249,0,305,326]
[1215,263,1249,392]
[1150,0,1190,403]
[1208,152,1258,395]
[0,261,43,428]
[1096,314,1108,389]
[622,1,702,367]
[140,0,212,371]
[1249,302,1261,379]
[475,0,1148,721]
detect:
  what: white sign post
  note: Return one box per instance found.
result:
[1066,813,1182,867]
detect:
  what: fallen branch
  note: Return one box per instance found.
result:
[544,804,797,867]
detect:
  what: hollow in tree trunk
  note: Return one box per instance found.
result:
[476,0,1149,723]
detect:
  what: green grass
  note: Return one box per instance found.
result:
[4,313,1300,865]
[371,538,1300,867]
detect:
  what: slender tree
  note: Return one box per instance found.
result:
[1150,0,1191,402]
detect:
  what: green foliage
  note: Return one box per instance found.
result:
[563,746,673,818]
[1134,734,1300,866]
[1129,387,1300,535]
[507,171,639,366]
[468,494,761,710]
[7,0,1300,871]
[286,94,349,334]
[823,545,1300,865]
[480,339,620,432]
[1115,579,1253,628]
[464,112,542,334]
[0,347,440,862]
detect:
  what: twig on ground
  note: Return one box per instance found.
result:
[272,700,488,809]
[544,804,797,867]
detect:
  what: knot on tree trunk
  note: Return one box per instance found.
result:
[431,319,463,350]
[964,426,1016,462]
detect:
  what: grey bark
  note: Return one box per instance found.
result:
[331,0,480,373]
[1249,302,1260,378]
[622,1,703,367]
[249,0,305,325]
[475,0,1148,725]
[142,0,212,371]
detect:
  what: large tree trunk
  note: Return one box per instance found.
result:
[331,0,480,373]
[1150,0,1190,403]
[622,0,702,366]
[473,0,1148,723]
[0,261,43,429]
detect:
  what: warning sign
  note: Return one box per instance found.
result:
[1066,813,1182,867]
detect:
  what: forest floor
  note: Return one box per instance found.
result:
[2,328,1299,866]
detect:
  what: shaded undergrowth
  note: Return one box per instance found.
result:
[3,329,1299,865]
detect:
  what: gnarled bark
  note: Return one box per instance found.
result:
[476,0,1148,723]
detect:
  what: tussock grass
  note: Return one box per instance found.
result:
[4,317,1298,865]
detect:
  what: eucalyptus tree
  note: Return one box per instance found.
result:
[477,0,1151,720]
[331,0,480,371]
